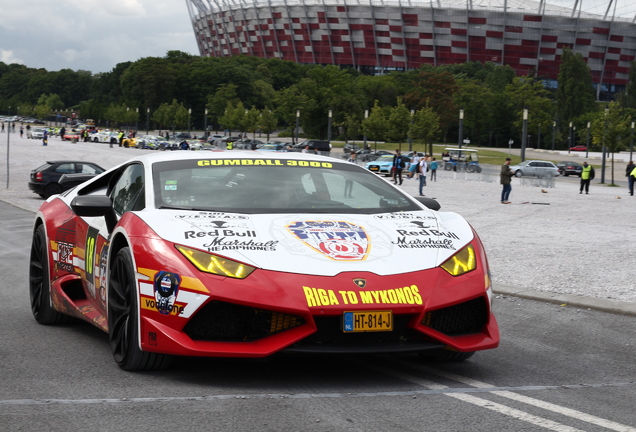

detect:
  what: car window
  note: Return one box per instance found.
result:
[110,164,145,215]
[77,164,103,175]
[153,159,419,214]
[54,163,76,174]
[529,162,539,167]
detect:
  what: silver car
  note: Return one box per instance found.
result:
[27,128,46,139]
[509,160,560,178]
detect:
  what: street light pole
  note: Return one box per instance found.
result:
[568,121,573,153]
[586,121,590,158]
[552,121,556,151]
[458,108,464,149]
[188,108,192,134]
[537,124,541,150]
[408,109,414,152]
[521,108,528,162]
[363,109,368,150]
[295,109,300,145]
[630,121,634,161]
[146,108,150,135]
[327,109,333,143]
[204,108,208,140]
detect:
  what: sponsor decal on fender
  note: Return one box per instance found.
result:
[197,159,333,168]
[150,271,184,315]
[55,241,74,272]
[303,285,423,307]
[287,220,370,261]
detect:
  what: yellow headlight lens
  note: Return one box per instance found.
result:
[176,245,256,279]
[441,244,476,276]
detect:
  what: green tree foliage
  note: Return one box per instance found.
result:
[259,109,278,141]
[591,102,630,184]
[387,99,411,145]
[362,100,389,145]
[617,61,636,109]
[556,48,597,125]
[504,77,555,144]
[410,103,441,155]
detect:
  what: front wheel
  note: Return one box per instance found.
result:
[108,247,171,371]
[514,170,523,177]
[29,224,73,324]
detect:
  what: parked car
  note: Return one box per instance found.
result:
[63,131,81,141]
[92,130,119,144]
[365,154,396,176]
[556,161,583,177]
[509,160,560,178]
[257,143,286,151]
[343,143,361,154]
[28,160,105,198]
[27,128,47,139]
[570,145,587,152]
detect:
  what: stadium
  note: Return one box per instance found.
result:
[186,0,636,97]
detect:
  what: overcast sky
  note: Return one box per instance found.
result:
[0,0,199,74]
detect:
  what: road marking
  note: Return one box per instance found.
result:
[389,359,636,432]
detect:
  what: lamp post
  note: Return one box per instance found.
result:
[601,108,609,184]
[327,109,333,143]
[363,109,368,150]
[630,121,634,161]
[295,109,300,145]
[537,124,541,150]
[586,121,590,158]
[135,108,139,136]
[458,108,464,149]
[408,109,414,151]
[146,108,150,135]
[552,121,556,151]
[521,108,528,162]
[203,108,208,140]
[188,108,192,134]
[126,107,130,135]
[568,121,573,153]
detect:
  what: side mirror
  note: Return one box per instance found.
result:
[71,195,112,217]
[414,197,441,211]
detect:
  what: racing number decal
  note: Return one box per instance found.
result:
[85,226,99,284]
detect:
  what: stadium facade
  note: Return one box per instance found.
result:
[186,0,636,97]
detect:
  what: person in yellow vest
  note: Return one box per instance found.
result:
[629,162,636,196]
[226,140,233,150]
[118,130,125,147]
[579,161,595,194]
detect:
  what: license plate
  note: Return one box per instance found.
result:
[370,166,379,171]
[343,311,392,332]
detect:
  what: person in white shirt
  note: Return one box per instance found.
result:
[418,156,428,196]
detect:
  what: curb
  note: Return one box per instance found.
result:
[493,283,636,317]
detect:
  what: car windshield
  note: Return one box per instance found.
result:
[152,158,419,214]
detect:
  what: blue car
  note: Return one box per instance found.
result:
[365,154,398,176]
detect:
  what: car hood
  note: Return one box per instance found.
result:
[138,209,474,276]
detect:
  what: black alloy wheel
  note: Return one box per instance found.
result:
[29,224,72,324]
[108,247,171,371]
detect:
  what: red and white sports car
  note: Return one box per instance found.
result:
[29,151,499,370]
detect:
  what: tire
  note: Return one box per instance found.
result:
[43,183,62,199]
[93,137,99,143]
[444,163,452,171]
[476,166,482,173]
[514,170,523,177]
[108,247,171,371]
[466,165,476,173]
[418,349,476,362]
[29,224,73,324]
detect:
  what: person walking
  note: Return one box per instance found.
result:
[626,160,635,196]
[42,129,48,146]
[19,125,24,138]
[500,157,514,204]
[429,157,438,182]
[579,161,595,194]
[418,157,428,196]
[392,149,406,185]
[408,152,421,179]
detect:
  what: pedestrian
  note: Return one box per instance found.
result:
[408,152,421,179]
[626,160,635,196]
[19,125,24,138]
[302,145,309,153]
[429,157,438,182]
[118,130,125,147]
[418,157,428,196]
[579,161,595,194]
[347,151,358,164]
[392,149,406,185]
[59,126,65,140]
[630,163,636,197]
[1,122,4,132]
[42,129,48,146]
[500,157,514,204]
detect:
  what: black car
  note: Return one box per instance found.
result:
[343,143,361,154]
[28,160,105,198]
[556,161,583,176]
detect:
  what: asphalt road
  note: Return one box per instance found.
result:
[1,202,635,431]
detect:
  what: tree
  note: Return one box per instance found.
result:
[386,99,411,148]
[504,77,555,147]
[259,109,278,141]
[556,48,597,126]
[590,102,630,185]
[362,100,389,149]
[617,61,636,109]
[244,106,260,139]
[410,104,441,155]
[219,101,246,134]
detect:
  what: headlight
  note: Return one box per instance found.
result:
[176,245,256,279]
[440,244,476,276]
